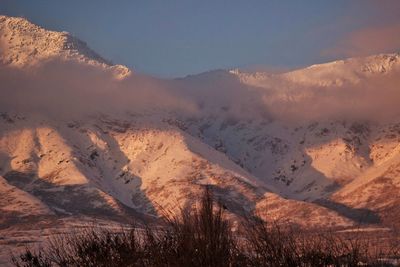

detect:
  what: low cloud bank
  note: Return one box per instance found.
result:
[0,59,196,119]
[1,58,400,124]
[260,71,400,123]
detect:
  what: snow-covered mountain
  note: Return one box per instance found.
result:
[1,16,400,259]
[0,15,131,79]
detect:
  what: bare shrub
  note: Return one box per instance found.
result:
[243,218,400,267]
[11,187,400,267]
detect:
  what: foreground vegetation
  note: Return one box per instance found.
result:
[12,188,400,267]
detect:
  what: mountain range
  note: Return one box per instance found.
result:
[1,15,400,262]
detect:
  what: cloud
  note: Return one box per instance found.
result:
[1,54,400,125]
[260,69,400,123]
[322,23,400,58]
[0,59,197,119]
[322,0,400,58]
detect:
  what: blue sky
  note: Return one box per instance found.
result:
[1,1,399,77]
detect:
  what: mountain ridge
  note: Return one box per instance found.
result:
[0,15,131,79]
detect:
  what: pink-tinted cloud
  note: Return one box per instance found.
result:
[323,23,400,58]
[321,0,400,58]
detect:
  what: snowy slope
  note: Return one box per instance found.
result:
[0,112,350,228]
[0,175,52,218]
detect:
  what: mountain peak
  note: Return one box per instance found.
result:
[0,15,131,78]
